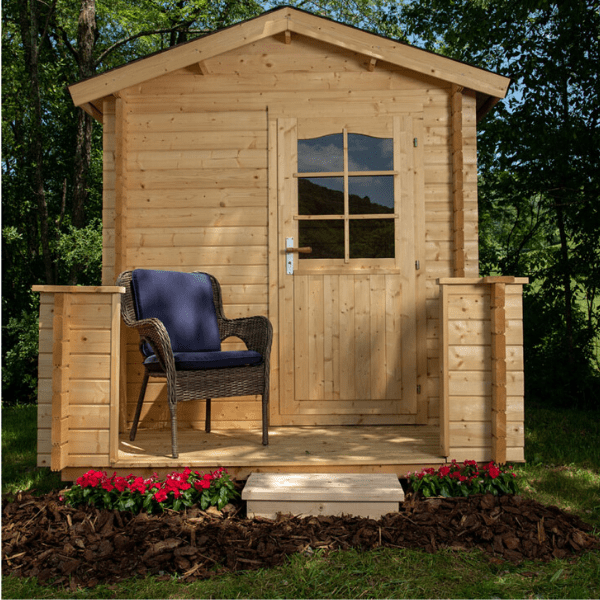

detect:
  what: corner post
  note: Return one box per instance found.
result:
[51,293,71,471]
[490,281,507,464]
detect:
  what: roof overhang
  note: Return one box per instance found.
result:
[69,6,511,123]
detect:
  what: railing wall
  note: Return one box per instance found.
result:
[33,286,123,471]
[438,277,528,463]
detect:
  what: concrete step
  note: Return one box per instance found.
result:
[242,472,404,520]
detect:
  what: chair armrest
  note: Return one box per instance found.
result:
[219,315,273,357]
[124,316,177,375]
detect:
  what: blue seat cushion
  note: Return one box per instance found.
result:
[131,269,221,356]
[144,350,263,371]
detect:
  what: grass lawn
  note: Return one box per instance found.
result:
[2,401,600,599]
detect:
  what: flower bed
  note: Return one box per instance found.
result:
[61,467,239,514]
[407,460,519,498]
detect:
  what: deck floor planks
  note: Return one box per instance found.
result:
[116,425,442,474]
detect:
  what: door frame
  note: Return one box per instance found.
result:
[267,113,427,426]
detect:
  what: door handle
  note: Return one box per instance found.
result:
[285,238,312,274]
[286,247,312,254]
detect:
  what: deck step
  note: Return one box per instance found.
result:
[242,473,404,519]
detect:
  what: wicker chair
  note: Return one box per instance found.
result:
[117,269,272,458]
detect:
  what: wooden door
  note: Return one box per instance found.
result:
[272,115,426,425]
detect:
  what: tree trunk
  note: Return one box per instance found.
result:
[20,0,55,284]
[72,0,96,231]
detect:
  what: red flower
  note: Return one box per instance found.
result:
[195,479,211,490]
[438,465,451,477]
[113,477,128,493]
[129,477,147,494]
[77,470,103,488]
[154,488,168,503]
[487,464,500,479]
[102,480,114,492]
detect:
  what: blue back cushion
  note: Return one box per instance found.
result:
[131,270,221,356]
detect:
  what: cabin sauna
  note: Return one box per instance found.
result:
[35,7,525,479]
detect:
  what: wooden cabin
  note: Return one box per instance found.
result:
[34,7,526,481]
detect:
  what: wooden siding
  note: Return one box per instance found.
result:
[68,8,510,111]
[100,34,472,432]
[34,287,123,470]
[438,278,527,463]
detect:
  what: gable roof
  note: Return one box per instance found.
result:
[69,6,511,122]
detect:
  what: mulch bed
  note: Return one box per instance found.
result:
[2,489,598,589]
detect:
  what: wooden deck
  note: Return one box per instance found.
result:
[107,425,444,479]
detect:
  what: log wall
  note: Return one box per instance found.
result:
[99,34,482,432]
[34,287,123,470]
[439,277,527,463]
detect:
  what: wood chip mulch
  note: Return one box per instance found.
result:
[2,490,598,589]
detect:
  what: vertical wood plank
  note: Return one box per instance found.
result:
[278,118,297,415]
[491,282,507,463]
[114,94,129,276]
[308,275,324,400]
[267,115,281,423]
[115,95,130,436]
[370,274,387,401]
[385,275,402,402]
[451,84,466,278]
[109,293,121,462]
[439,283,450,456]
[398,116,417,414]
[51,294,71,471]
[102,97,116,286]
[339,275,356,400]
[294,275,309,401]
[323,275,340,400]
[463,90,479,277]
[413,115,428,424]
[355,275,371,400]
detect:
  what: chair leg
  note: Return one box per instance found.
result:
[130,371,150,441]
[262,390,269,446]
[205,398,211,433]
[169,401,179,459]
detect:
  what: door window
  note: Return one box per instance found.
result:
[297,130,396,262]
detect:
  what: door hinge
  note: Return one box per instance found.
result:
[417,384,422,394]
[415,260,420,270]
[413,137,418,147]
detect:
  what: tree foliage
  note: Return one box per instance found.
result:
[1,0,402,403]
[399,0,600,407]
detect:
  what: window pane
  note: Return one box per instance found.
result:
[349,219,395,259]
[349,176,394,214]
[299,178,344,215]
[348,134,393,171]
[299,220,344,259]
[298,134,343,173]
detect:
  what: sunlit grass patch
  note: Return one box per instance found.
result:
[3,548,599,599]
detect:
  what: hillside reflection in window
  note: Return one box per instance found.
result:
[299,220,345,259]
[348,176,394,215]
[350,220,394,259]
[299,178,344,215]
[297,131,395,261]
